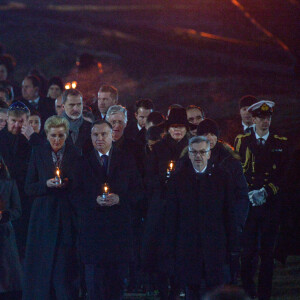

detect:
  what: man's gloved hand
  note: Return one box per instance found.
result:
[248,188,267,206]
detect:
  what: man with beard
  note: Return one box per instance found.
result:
[0,101,32,257]
[235,100,288,300]
[62,89,93,155]
[163,136,238,299]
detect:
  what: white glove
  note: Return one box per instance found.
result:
[248,188,267,207]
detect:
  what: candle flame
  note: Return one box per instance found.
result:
[71,81,77,89]
[103,183,109,194]
[56,167,60,177]
[169,161,174,170]
[65,83,71,90]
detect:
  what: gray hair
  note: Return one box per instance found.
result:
[106,105,127,124]
[188,136,210,151]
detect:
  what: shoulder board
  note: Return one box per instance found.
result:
[236,133,251,139]
[274,135,287,141]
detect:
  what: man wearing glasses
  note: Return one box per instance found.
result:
[163,136,239,300]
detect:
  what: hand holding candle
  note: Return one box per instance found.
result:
[97,183,120,206]
[55,167,62,185]
[166,160,176,179]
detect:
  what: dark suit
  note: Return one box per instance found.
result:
[18,97,56,126]
[163,161,238,299]
[79,146,144,300]
[235,132,288,300]
[66,119,93,155]
[124,121,146,146]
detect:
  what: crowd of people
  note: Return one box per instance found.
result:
[0,51,299,300]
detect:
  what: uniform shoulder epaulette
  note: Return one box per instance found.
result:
[236,133,251,139]
[274,134,287,141]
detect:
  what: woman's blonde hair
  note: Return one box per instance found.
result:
[44,115,69,136]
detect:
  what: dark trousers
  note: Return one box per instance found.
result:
[186,283,221,300]
[85,263,127,300]
[50,245,79,299]
[241,206,279,300]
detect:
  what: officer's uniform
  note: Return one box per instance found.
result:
[234,100,288,300]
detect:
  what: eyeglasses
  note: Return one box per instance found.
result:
[189,149,210,156]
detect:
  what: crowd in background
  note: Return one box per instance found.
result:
[0,46,299,300]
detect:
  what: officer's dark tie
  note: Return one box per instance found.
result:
[101,154,108,173]
[258,138,265,146]
[245,127,252,134]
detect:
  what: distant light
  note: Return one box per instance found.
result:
[71,81,77,89]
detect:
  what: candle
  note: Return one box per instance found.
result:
[55,167,62,185]
[166,160,176,179]
[65,82,71,90]
[102,183,110,200]
[71,81,77,89]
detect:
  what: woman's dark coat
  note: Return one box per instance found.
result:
[0,179,22,293]
[163,161,239,287]
[142,133,188,271]
[78,146,144,265]
[22,142,81,300]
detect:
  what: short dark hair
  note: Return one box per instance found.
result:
[186,104,205,118]
[146,111,165,126]
[29,110,41,119]
[98,85,118,102]
[92,119,112,130]
[135,98,154,112]
[62,89,83,104]
[25,75,41,89]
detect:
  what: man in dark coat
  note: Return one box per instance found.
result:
[124,98,154,146]
[222,95,257,145]
[62,88,93,155]
[79,120,144,300]
[235,100,288,300]
[19,75,55,126]
[106,104,146,292]
[0,102,32,257]
[163,136,239,300]
[96,85,118,120]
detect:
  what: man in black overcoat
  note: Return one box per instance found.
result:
[19,75,55,126]
[163,135,239,300]
[62,88,93,155]
[0,101,32,257]
[79,120,144,300]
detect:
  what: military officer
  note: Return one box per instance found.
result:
[234,100,288,300]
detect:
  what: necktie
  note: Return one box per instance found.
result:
[245,127,252,134]
[101,155,108,173]
[258,138,265,146]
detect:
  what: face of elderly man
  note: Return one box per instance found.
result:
[107,112,126,141]
[188,141,211,172]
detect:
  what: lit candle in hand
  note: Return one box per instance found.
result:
[102,183,110,200]
[55,167,62,185]
[166,160,175,179]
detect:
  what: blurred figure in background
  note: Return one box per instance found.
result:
[0,155,22,300]
[55,95,64,116]
[47,76,64,101]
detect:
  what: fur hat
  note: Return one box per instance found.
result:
[197,118,220,138]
